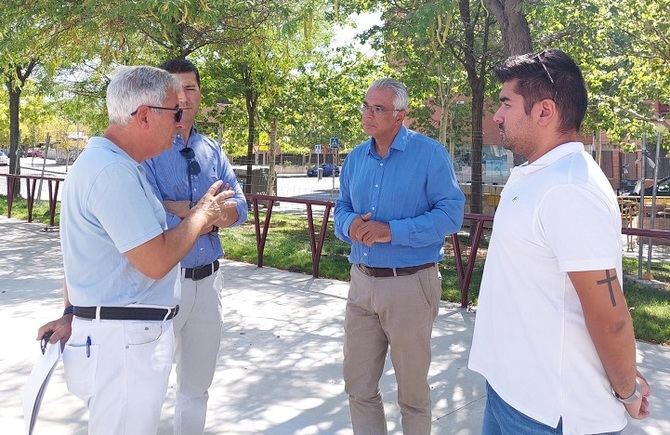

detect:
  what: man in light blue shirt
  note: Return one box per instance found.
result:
[142,58,247,435]
[37,66,235,434]
[335,78,464,434]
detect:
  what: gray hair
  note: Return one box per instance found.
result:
[106,66,180,125]
[368,78,409,111]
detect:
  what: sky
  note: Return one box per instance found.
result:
[330,11,383,55]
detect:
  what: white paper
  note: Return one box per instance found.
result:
[22,342,62,435]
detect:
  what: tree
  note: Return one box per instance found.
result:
[369,0,500,213]
[484,0,532,56]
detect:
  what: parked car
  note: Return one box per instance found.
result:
[307,163,340,177]
[0,151,8,166]
[629,176,670,196]
[24,148,43,157]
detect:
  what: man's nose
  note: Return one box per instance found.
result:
[493,108,503,125]
[178,89,188,105]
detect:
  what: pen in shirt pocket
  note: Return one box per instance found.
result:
[86,336,91,358]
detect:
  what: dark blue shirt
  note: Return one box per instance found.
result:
[335,125,464,267]
[142,128,247,268]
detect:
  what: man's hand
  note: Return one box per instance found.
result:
[164,200,191,218]
[349,212,372,243]
[625,371,651,419]
[358,220,392,246]
[36,314,73,348]
[190,181,235,232]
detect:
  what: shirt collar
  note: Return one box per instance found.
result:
[512,141,584,175]
[173,126,200,149]
[366,125,409,157]
[88,136,137,165]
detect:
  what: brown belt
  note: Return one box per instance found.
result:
[357,262,435,278]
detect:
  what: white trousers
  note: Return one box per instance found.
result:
[63,316,174,435]
[173,268,223,435]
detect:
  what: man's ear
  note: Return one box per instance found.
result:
[535,99,556,128]
[395,109,407,125]
[132,106,151,129]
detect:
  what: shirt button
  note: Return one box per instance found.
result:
[375,184,379,188]
[372,207,375,210]
[363,253,368,256]
[380,163,383,166]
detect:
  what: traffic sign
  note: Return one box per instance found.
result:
[314,144,321,154]
[329,137,340,149]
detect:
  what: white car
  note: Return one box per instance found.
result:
[0,151,8,166]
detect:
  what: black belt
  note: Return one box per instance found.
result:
[184,260,219,281]
[73,305,179,321]
[357,263,435,278]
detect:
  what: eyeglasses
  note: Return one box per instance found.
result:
[130,105,183,122]
[358,103,402,115]
[40,331,53,355]
[534,51,558,101]
[179,146,201,207]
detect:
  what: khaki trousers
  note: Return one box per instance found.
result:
[173,269,223,435]
[344,264,442,435]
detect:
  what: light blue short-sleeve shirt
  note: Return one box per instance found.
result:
[60,137,180,307]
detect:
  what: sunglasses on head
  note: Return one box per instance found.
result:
[533,51,558,101]
[130,105,183,122]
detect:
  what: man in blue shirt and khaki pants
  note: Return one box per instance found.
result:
[143,59,248,434]
[335,78,464,434]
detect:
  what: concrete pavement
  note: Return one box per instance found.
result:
[1,215,669,434]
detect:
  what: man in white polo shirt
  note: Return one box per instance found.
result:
[37,66,234,434]
[468,49,651,434]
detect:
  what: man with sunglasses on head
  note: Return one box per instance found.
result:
[37,66,235,434]
[335,78,464,434]
[141,58,247,435]
[468,49,651,434]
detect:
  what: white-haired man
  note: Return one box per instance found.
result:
[37,66,233,434]
[335,78,464,434]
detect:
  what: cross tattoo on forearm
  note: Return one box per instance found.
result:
[597,270,618,307]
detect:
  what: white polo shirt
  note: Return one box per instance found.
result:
[468,142,628,435]
[60,137,180,307]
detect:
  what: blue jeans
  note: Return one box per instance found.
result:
[482,382,622,435]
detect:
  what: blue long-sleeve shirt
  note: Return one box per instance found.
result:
[142,128,248,268]
[335,125,464,268]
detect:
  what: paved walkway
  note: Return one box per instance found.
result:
[1,216,668,434]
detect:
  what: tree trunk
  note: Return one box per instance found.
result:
[4,60,37,196]
[7,84,21,178]
[242,64,257,197]
[458,0,492,214]
[267,118,277,196]
[484,0,532,167]
[484,0,532,56]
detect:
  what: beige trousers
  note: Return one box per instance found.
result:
[343,264,442,435]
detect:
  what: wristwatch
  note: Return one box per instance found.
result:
[613,378,642,404]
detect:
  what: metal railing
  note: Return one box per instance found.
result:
[248,195,670,308]
[249,194,333,278]
[2,174,64,227]
[4,183,669,307]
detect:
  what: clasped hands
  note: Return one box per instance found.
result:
[349,212,391,247]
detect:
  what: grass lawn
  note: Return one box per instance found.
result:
[0,195,60,226]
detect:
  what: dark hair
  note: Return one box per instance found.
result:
[158,58,200,87]
[494,48,588,133]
